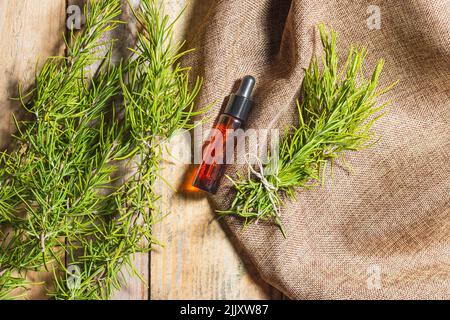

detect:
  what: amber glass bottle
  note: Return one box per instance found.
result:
[192,76,256,193]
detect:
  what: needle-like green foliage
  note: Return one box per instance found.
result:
[0,270,28,300]
[0,0,124,299]
[0,0,202,300]
[218,25,396,235]
[53,0,204,300]
[117,0,203,238]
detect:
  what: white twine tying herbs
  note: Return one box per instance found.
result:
[218,24,397,237]
[241,153,286,236]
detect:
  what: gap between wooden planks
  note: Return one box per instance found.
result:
[0,0,282,300]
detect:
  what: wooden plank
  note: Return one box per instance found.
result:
[0,0,66,299]
[152,161,282,300]
[0,0,66,149]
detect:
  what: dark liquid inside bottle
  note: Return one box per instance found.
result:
[193,114,242,193]
[192,75,256,194]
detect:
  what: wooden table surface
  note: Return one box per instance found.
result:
[0,0,282,300]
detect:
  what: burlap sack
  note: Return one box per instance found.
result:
[188,0,450,299]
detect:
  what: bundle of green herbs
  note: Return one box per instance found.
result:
[218,25,396,236]
[0,0,201,299]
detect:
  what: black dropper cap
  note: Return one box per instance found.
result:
[224,75,256,122]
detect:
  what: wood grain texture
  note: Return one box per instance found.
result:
[151,160,283,300]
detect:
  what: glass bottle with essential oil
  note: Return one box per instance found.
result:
[193,75,256,193]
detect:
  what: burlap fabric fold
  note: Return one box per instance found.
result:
[187,0,449,299]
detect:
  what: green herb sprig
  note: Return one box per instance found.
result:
[0,0,125,298]
[0,0,202,300]
[218,25,396,235]
[0,270,28,300]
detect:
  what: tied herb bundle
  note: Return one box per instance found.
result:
[0,0,201,299]
[218,25,396,235]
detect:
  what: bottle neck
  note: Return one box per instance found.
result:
[223,94,254,123]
